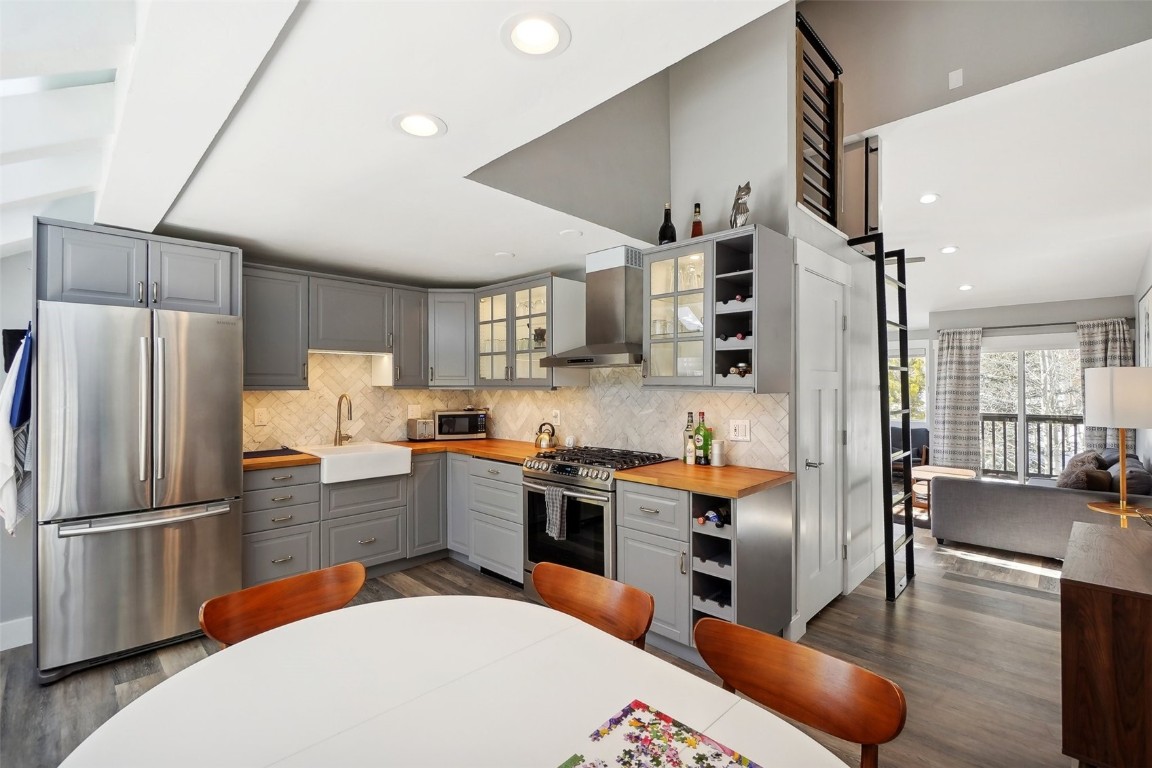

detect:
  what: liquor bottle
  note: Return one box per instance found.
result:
[658,203,677,245]
[694,411,712,465]
[690,203,703,238]
[683,412,695,465]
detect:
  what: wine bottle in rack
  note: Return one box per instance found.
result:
[718,330,753,341]
[659,203,677,245]
[690,203,703,238]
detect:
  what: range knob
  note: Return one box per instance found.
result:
[579,468,589,477]
[599,470,610,481]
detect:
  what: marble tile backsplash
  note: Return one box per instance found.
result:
[244,353,790,470]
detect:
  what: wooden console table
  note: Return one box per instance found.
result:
[1061,522,1152,767]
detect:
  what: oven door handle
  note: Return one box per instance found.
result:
[523,480,610,504]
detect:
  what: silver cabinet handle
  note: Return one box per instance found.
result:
[136,281,145,304]
[270,495,293,502]
[487,468,501,475]
[303,362,308,380]
[270,515,294,523]
[271,555,294,564]
[805,460,824,469]
[395,366,400,382]
[680,550,687,574]
[641,359,649,379]
[639,506,661,515]
[138,337,149,482]
[155,336,166,480]
[358,537,377,545]
[430,366,434,382]
[151,281,159,304]
[271,474,293,481]
[388,332,393,348]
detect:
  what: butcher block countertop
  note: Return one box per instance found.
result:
[242,453,321,471]
[390,438,540,463]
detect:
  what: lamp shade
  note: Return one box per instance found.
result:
[1083,367,1152,428]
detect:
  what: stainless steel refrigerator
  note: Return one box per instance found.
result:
[35,301,242,680]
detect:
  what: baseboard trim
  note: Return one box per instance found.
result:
[1,616,32,651]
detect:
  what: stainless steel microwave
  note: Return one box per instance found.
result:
[435,410,488,440]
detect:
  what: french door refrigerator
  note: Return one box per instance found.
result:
[35,301,243,680]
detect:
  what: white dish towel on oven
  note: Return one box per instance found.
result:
[545,485,567,540]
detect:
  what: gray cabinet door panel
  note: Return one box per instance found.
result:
[242,502,321,534]
[393,288,429,387]
[409,454,446,557]
[322,476,406,520]
[243,483,321,513]
[468,512,523,582]
[42,225,148,307]
[242,524,320,587]
[618,527,689,644]
[242,463,320,491]
[309,277,391,353]
[243,268,309,390]
[148,241,233,314]
[618,482,690,540]
[321,508,405,568]
[468,477,522,525]
[447,454,471,554]
[429,291,475,387]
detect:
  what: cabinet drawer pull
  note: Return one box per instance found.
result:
[271,474,293,481]
[358,537,377,545]
[270,515,294,523]
[271,555,294,564]
[639,506,661,515]
[487,468,501,475]
[136,281,145,304]
[151,281,159,304]
[680,551,687,574]
[271,495,293,502]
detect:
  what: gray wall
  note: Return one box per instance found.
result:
[468,72,671,244]
[799,1,1152,135]
[669,2,796,237]
[0,252,34,647]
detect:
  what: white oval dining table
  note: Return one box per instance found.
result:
[61,595,843,767]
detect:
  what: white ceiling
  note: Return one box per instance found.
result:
[3,2,1149,326]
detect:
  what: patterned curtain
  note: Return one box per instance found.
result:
[933,328,983,470]
[1077,318,1136,452]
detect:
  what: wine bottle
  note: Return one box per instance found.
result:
[659,203,677,245]
[694,411,711,466]
[683,412,695,465]
[718,330,752,341]
[690,203,703,238]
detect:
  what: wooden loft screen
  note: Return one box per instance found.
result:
[796,12,844,229]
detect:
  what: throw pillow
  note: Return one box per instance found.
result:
[1107,461,1152,495]
[1083,469,1113,492]
[1056,451,1103,488]
[1099,449,1140,469]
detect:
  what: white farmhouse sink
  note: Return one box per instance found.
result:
[297,442,412,484]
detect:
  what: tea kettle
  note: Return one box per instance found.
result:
[534,422,557,450]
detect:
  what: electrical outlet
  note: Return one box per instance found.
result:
[729,419,751,442]
[407,404,421,419]
[254,408,269,426]
[550,409,561,424]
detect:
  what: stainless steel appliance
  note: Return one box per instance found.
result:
[522,447,673,596]
[406,418,435,441]
[434,409,487,440]
[35,301,243,681]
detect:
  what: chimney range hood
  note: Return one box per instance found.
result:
[541,245,644,368]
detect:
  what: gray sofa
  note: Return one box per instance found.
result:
[930,477,1151,560]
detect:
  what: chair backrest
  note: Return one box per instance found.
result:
[199,562,366,648]
[531,562,655,649]
[694,618,906,768]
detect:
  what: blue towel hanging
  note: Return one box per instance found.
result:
[8,324,32,429]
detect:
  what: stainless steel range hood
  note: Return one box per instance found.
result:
[541,246,644,368]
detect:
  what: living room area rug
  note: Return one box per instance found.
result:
[915,531,1062,596]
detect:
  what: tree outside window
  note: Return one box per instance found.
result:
[888,354,927,422]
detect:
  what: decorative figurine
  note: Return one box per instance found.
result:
[729,181,751,228]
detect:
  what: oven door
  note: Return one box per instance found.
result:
[523,479,614,581]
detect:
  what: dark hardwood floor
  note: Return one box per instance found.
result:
[1,535,1065,768]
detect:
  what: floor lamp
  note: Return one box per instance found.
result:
[1083,367,1152,528]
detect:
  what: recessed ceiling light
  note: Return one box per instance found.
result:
[559,229,583,238]
[495,251,515,259]
[502,13,571,58]
[393,113,447,138]
[940,245,959,254]
[958,284,973,291]
[919,193,940,204]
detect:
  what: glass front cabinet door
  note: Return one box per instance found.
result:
[643,242,713,387]
[510,280,549,385]
[476,289,509,384]
[476,278,552,387]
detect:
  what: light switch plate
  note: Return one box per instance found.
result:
[254,408,269,426]
[948,68,963,90]
[407,404,421,419]
[729,419,751,442]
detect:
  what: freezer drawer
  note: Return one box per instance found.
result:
[37,501,241,672]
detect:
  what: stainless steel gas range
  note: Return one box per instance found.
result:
[521,447,674,596]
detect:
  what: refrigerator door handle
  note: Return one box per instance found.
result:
[138,337,149,483]
[56,504,233,538]
[155,336,166,480]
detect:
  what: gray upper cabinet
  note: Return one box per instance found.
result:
[393,288,429,388]
[243,267,309,390]
[38,220,236,314]
[429,290,475,388]
[309,277,392,353]
[642,240,714,388]
[409,453,446,557]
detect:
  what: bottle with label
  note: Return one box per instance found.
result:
[683,412,695,465]
[694,411,711,465]
[659,203,677,245]
[690,203,703,238]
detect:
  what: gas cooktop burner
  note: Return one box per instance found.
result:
[533,446,671,470]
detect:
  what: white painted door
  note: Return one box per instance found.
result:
[794,243,848,632]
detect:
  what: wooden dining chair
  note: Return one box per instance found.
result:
[531,562,655,649]
[694,617,906,768]
[199,562,366,648]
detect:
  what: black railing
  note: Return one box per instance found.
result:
[980,413,1085,478]
[796,12,843,228]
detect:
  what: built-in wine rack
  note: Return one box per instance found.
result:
[690,493,735,628]
[713,233,755,388]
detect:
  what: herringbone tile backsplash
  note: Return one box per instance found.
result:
[244,354,789,470]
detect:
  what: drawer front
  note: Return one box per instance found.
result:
[322,476,407,520]
[321,508,405,568]
[244,483,320,513]
[242,524,319,587]
[468,457,523,485]
[243,464,320,492]
[242,501,320,534]
[619,481,690,540]
[469,476,522,525]
[468,512,523,582]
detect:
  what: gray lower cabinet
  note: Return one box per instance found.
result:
[393,288,429,388]
[429,290,475,388]
[446,454,470,554]
[408,454,446,557]
[243,267,309,389]
[470,512,523,582]
[617,526,690,644]
[243,525,320,586]
[242,466,322,586]
[468,457,523,582]
[321,508,406,568]
[309,277,392,353]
